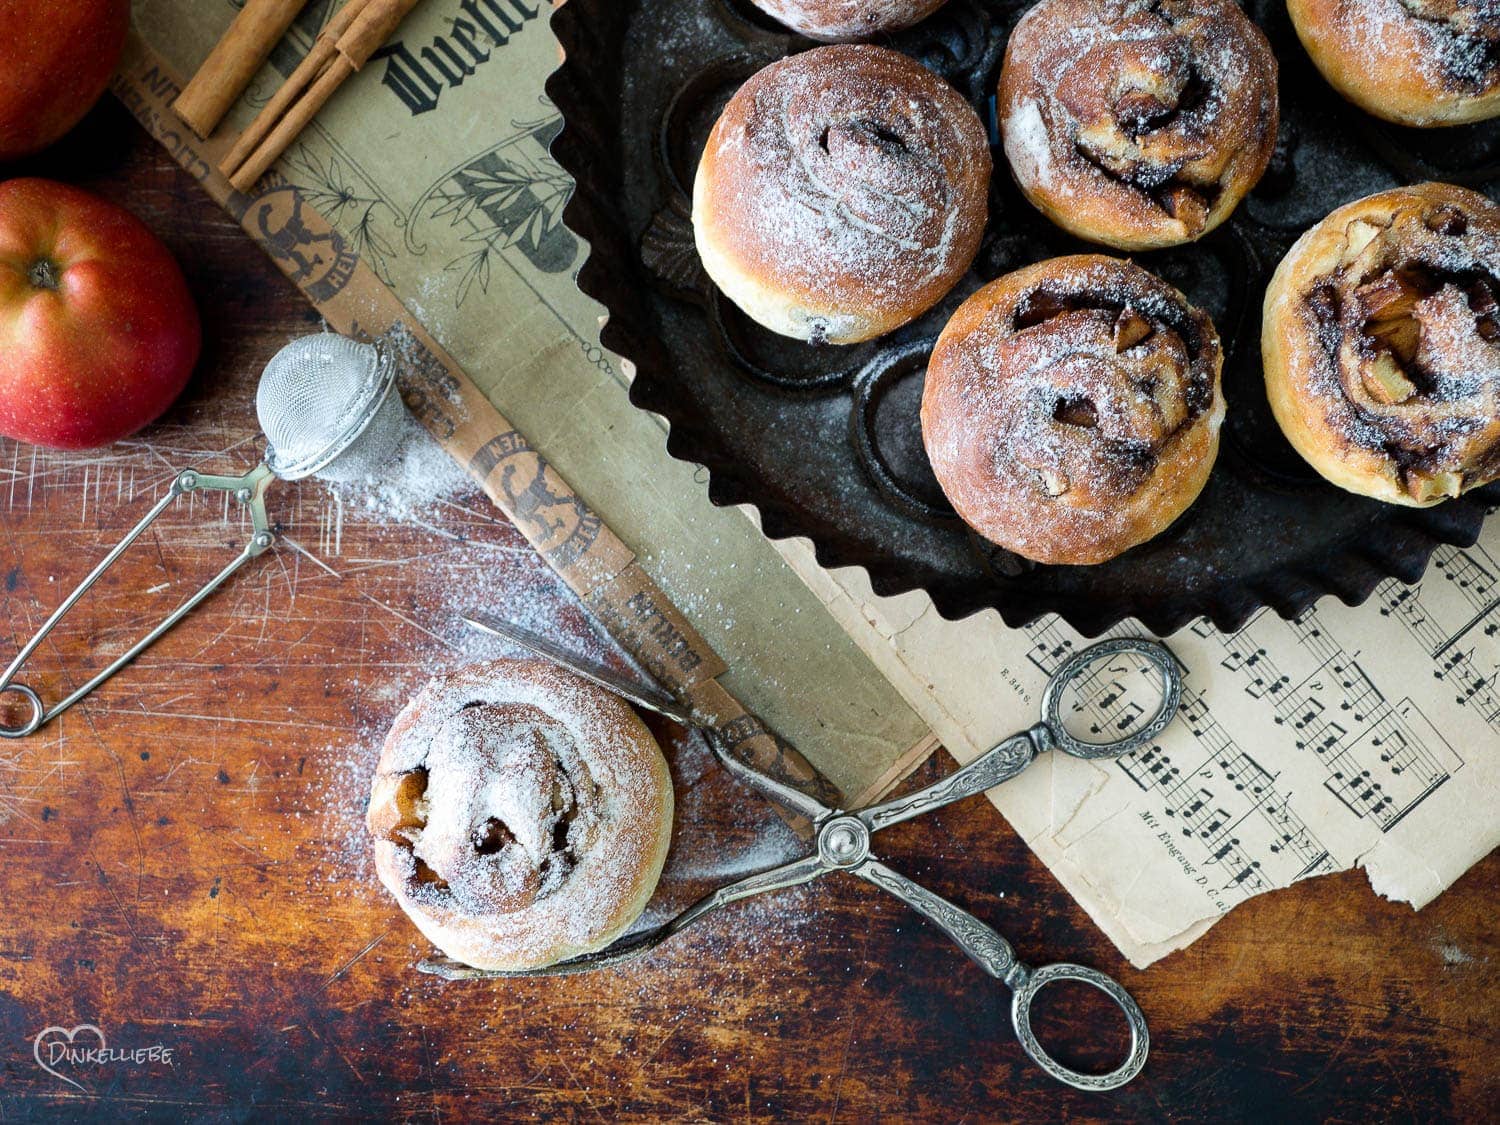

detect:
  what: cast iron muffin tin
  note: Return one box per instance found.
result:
[546,0,1500,635]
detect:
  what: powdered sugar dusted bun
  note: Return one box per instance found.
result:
[922,254,1225,564]
[693,44,991,345]
[368,659,673,971]
[1263,183,1500,507]
[747,0,950,41]
[999,0,1278,251]
[1289,0,1500,127]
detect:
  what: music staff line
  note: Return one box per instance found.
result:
[1378,543,1500,731]
[1189,610,1460,831]
[1023,621,1334,904]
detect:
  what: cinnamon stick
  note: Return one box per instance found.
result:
[221,0,371,185]
[227,56,355,191]
[172,0,311,139]
[222,0,425,194]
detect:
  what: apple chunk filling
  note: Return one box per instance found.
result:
[1344,263,1500,499]
[373,703,602,912]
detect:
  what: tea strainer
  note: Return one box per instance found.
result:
[0,333,407,737]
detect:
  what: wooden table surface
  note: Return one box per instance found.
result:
[0,99,1494,1123]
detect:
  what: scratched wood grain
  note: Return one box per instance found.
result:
[0,99,1494,1122]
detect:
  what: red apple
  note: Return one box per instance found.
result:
[0,178,201,450]
[0,0,131,161]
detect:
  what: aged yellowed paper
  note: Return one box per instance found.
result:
[782,531,1500,966]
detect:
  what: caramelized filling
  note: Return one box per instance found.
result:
[378,703,599,912]
[1302,200,1500,499]
[1399,0,1500,90]
[1005,285,1215,497]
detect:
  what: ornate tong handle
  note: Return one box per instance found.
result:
[0,465,277,738]
[856,861,1149,1091]
[859,731,1043,834]
[859,637,1182,834]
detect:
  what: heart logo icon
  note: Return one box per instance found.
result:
[32,1024,107,1093]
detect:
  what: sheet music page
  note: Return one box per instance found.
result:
[774,520,1500,968]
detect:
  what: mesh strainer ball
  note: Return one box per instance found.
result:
[256,334,406,483]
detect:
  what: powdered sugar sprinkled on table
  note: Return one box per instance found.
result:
[300,428,812,969]
[331,414,473,524]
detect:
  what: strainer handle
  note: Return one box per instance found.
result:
[0,464,277,738]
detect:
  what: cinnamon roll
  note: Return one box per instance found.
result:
[998,0,1278,251]
[1263,183,1500,507]
[693,44,991,345]
[921,254,1226,564]
[368,660,674,971]
[1288,0,1500,127]
[746,0,950,41]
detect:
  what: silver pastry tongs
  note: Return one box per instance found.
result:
[432,613,1184,1092]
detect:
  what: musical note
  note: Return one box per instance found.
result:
[1025,622,1075,678]
[1292,698,1325,729]
[1190,607,1468,831]
[1438,546,1498,610]
[1017,581,1484,927]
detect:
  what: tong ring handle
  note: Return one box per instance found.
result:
[1042,637,1182,760]
[1009,962,1150,1091]
[0,683,44,739]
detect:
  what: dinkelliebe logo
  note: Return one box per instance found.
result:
[31,1023,175,1092]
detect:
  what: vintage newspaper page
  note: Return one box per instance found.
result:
[780,527,1500,966]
